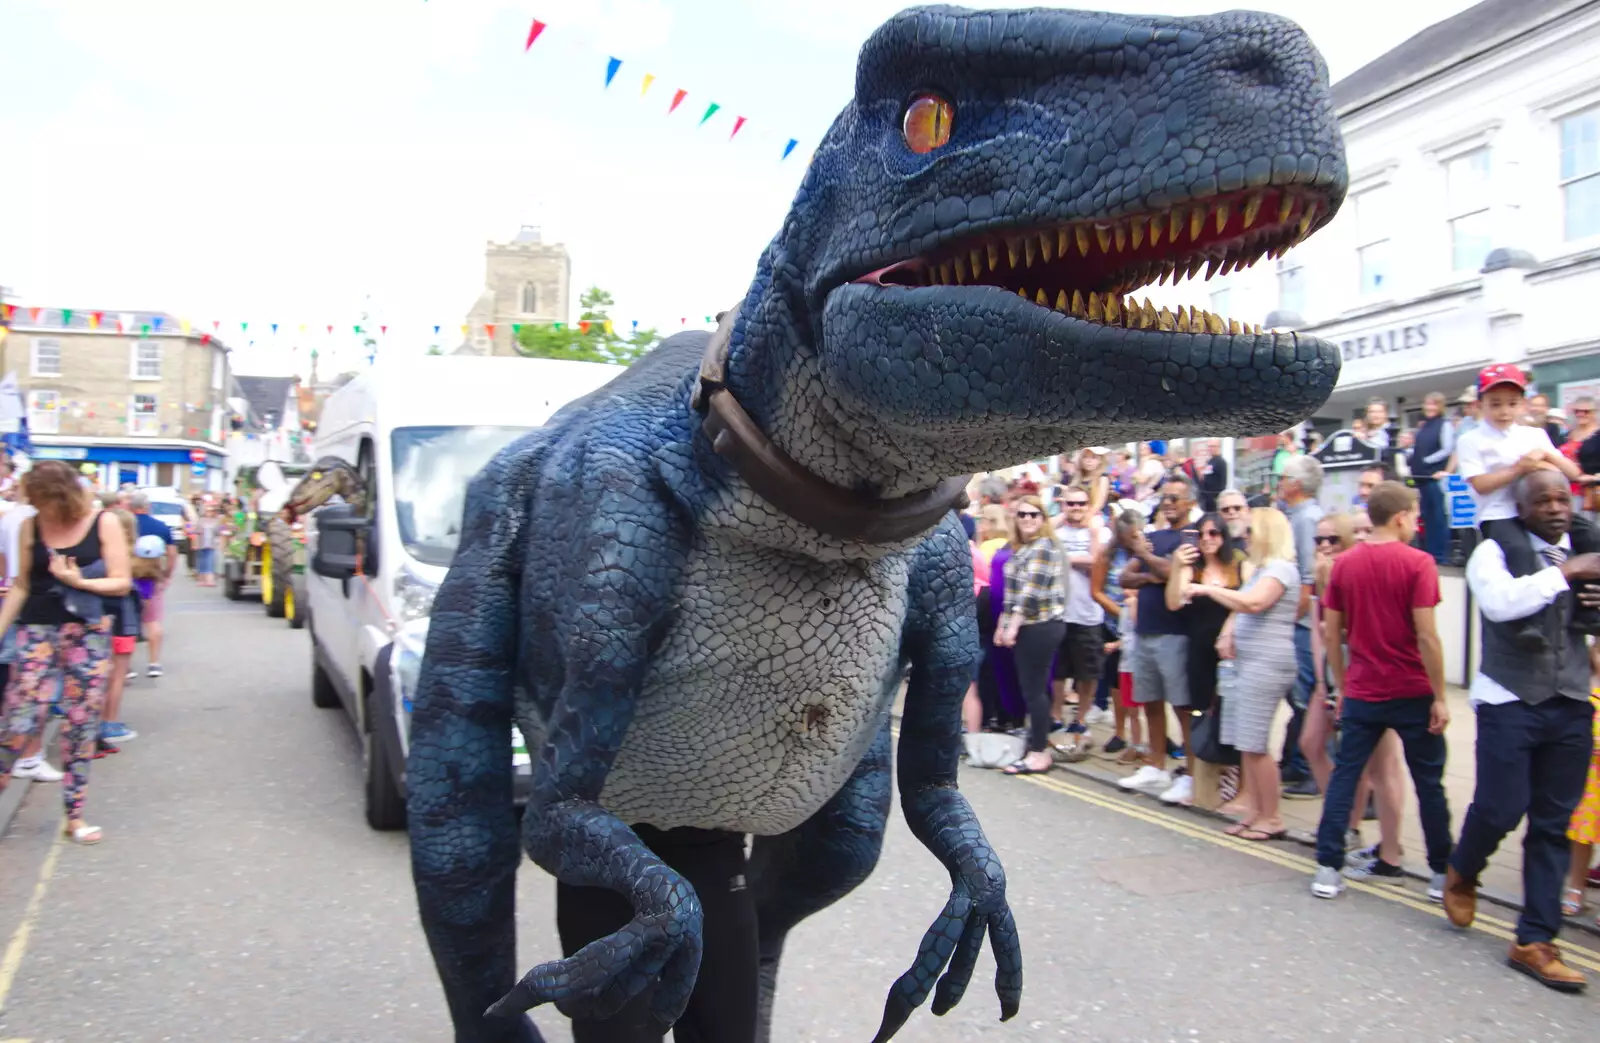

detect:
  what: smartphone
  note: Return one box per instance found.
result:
[1181,528,1200,547]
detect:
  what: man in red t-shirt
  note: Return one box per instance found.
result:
[1309,481,1455,900]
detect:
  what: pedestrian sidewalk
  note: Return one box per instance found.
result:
[1048,684,1600,935]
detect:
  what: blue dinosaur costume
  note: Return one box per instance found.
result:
[407,5,1348,1040]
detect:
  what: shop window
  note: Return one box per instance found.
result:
[27,390,60,434]
[1276,259,1306,316]
[1561,106,1600,242]
[1353,186,1392,297]
[1445,148,1493,270]
[31,338,61,377]
[520,282,538,314]
[130,340,162,380]
[129,394,159,435]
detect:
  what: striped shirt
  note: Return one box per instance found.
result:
[1002,538,1066,624]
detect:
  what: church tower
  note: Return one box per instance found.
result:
[457,225,571,356]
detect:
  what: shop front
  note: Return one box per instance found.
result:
[24,437,226,494]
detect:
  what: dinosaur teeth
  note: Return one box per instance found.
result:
[1215,201,1230,234]
[1242,192,1263,229]
[1149,214,1163,248]
[1156,306,1176,331]
[987,241,1001,272]
[1055,289,1069,311]
[1024,235,1037,268]
[1075,226,1091,257]
[1130,219,1145,250]
[971,248,984,276]
[1007,238,1021,269]
[1058,228,1071,258]
[1035,288,1048,306]
[1095,224,1113,253]
[1279,192,1295,225]
[1168,207,1183,244]
[1039,233,1054,263]
[1113,222,1127,253]
[1190,206,1205,243]
[1071,289,1086,316]
[1087,291,1104,321]
[953,255,967,284]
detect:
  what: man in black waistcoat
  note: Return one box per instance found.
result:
[1443,469,1600,991]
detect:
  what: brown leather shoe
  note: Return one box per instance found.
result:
[1441,866,1476,929]
[1507,941,1588,992]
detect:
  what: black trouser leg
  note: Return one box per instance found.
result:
[1520,700,1595,944]
[1013,620,1066,753]
[559,826,758,1042]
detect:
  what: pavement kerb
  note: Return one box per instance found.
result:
[0,720,60,844]
[1046,754,1600,943]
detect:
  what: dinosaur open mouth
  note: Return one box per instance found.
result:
[854,186,1329,334]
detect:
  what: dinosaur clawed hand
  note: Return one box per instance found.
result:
[868,863,1021,1042]
[485,870,705,1030]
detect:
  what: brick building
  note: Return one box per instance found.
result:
[0,307,230,492]
[455,225,571,357]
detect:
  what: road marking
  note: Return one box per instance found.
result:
[1013,767,1600,972]
[0,838,60,1017]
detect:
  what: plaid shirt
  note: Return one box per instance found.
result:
[1003,538,1066,624]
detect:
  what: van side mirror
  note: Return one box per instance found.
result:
[311,504,370,580]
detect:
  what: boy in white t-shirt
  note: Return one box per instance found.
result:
[1455,364,1581,532]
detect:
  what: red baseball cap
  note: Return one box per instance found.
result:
[1477,363,1529,395]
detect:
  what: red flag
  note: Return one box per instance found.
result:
[730,116,747,140]
[380,325,387,335]
[525,18,547,50]
[30,308,41,322]
[669,88,687,114]
[201,333,212,345]
[579,321,590,333]
[212,320,220,331]
[327,325,333,334]
[486,323,497,338]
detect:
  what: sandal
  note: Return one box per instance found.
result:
[1563,887,1585,918]
[63,822,102,845]
[1003,759,1051,776]
[1223,822,1254,837]
[1051,737,1094,763]
[1237,827,1287,842]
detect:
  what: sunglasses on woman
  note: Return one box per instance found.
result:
[1315,534,1340,546]
[1016,510,1042,519]
[1198,529,1222,538]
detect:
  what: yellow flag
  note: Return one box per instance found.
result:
[460,324,470,337]
[0,327,7,346]
[180,318,192,336]
[641,73,655,96]
[604,320,614,334]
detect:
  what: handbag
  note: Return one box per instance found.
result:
[1193,660,1241,766]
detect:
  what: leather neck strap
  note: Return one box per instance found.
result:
[691,304,969,544]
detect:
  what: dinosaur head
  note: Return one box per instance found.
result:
[284,458,365,521]
[737,4,1348,489]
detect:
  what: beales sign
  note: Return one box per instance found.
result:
[1325,308,1487,386]
[1338,322,1429,361]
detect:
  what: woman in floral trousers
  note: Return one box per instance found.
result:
[0,462,130,844]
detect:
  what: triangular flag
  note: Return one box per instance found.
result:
[554,323,563,331]
[460,324,469,336]
[142,324,151,334]
[433,325,440,335]
[486,323,496,338]
[153,317,164,331]
[327,325,334,334]
[604,320,613,334]
[525,18,547,51]
[354,325,362,334]
[30,308,41,322]
[631,319,639,329]
[271,323,279,334]
[380,325,387,335]
[240,322,248,332]
[89,311,102,329]
[212,320,220,331]
[699,102,720,126]
[298,324,306,333]
[641,73,655,96]
[579,321,590,333]
[669,88,687,114]
[179,318,190,335]
[605,57,621,87]
[201,333,212,345]
[730,116,747,140]
[62,309,73,325]
[782,138,799,161]
[512,323,522,335]
[680,317,687,325]
[0,303,12,320]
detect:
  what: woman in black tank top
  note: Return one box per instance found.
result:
[0,461,132,845]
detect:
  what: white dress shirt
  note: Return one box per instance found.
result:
[1454,421,1559,523]
[1464,528,1573,705]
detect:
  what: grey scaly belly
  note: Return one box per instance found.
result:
[597,535,910,834]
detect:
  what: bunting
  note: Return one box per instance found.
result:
[516,14,803,163]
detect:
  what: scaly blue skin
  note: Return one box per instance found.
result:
[408,5,1347,1041]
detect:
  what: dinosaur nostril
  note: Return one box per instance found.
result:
[1217,46,1282,91]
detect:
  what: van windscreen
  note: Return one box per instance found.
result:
[391,425,534,566]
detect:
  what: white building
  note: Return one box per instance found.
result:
[1157,0,1600,430]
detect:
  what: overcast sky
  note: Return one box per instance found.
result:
[0,0,1480,377]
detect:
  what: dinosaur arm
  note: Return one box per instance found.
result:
[408,449,532,1043]
[486,454,704,1030]
[874,515,1020,1042]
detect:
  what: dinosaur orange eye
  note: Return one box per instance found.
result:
[903,93,953,154]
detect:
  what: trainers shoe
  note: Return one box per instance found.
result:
[1102,735,1128,755]
[1428,872,1448,902]
[1117,765,1172,793]
[1344,858,1404,883]
[1345,843,1381,868]
[1158,774,1194,806]
[100,722,137,742]
[1282,778,1321,799]
[1084,706,1112,726]
[10,758,64,782]
[1311,866,1345,899]
[147,663,163,678]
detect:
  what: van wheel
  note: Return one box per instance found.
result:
[365,714,407,831]
[311,652,339,709]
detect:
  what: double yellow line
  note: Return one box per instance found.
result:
[1015,764,1600,972]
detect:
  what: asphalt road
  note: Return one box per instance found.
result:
[2,575,1598,1043]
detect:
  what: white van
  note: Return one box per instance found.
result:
[304,354,626,830]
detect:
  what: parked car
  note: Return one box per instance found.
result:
[136,487,194,556]
[304,354,625,830]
